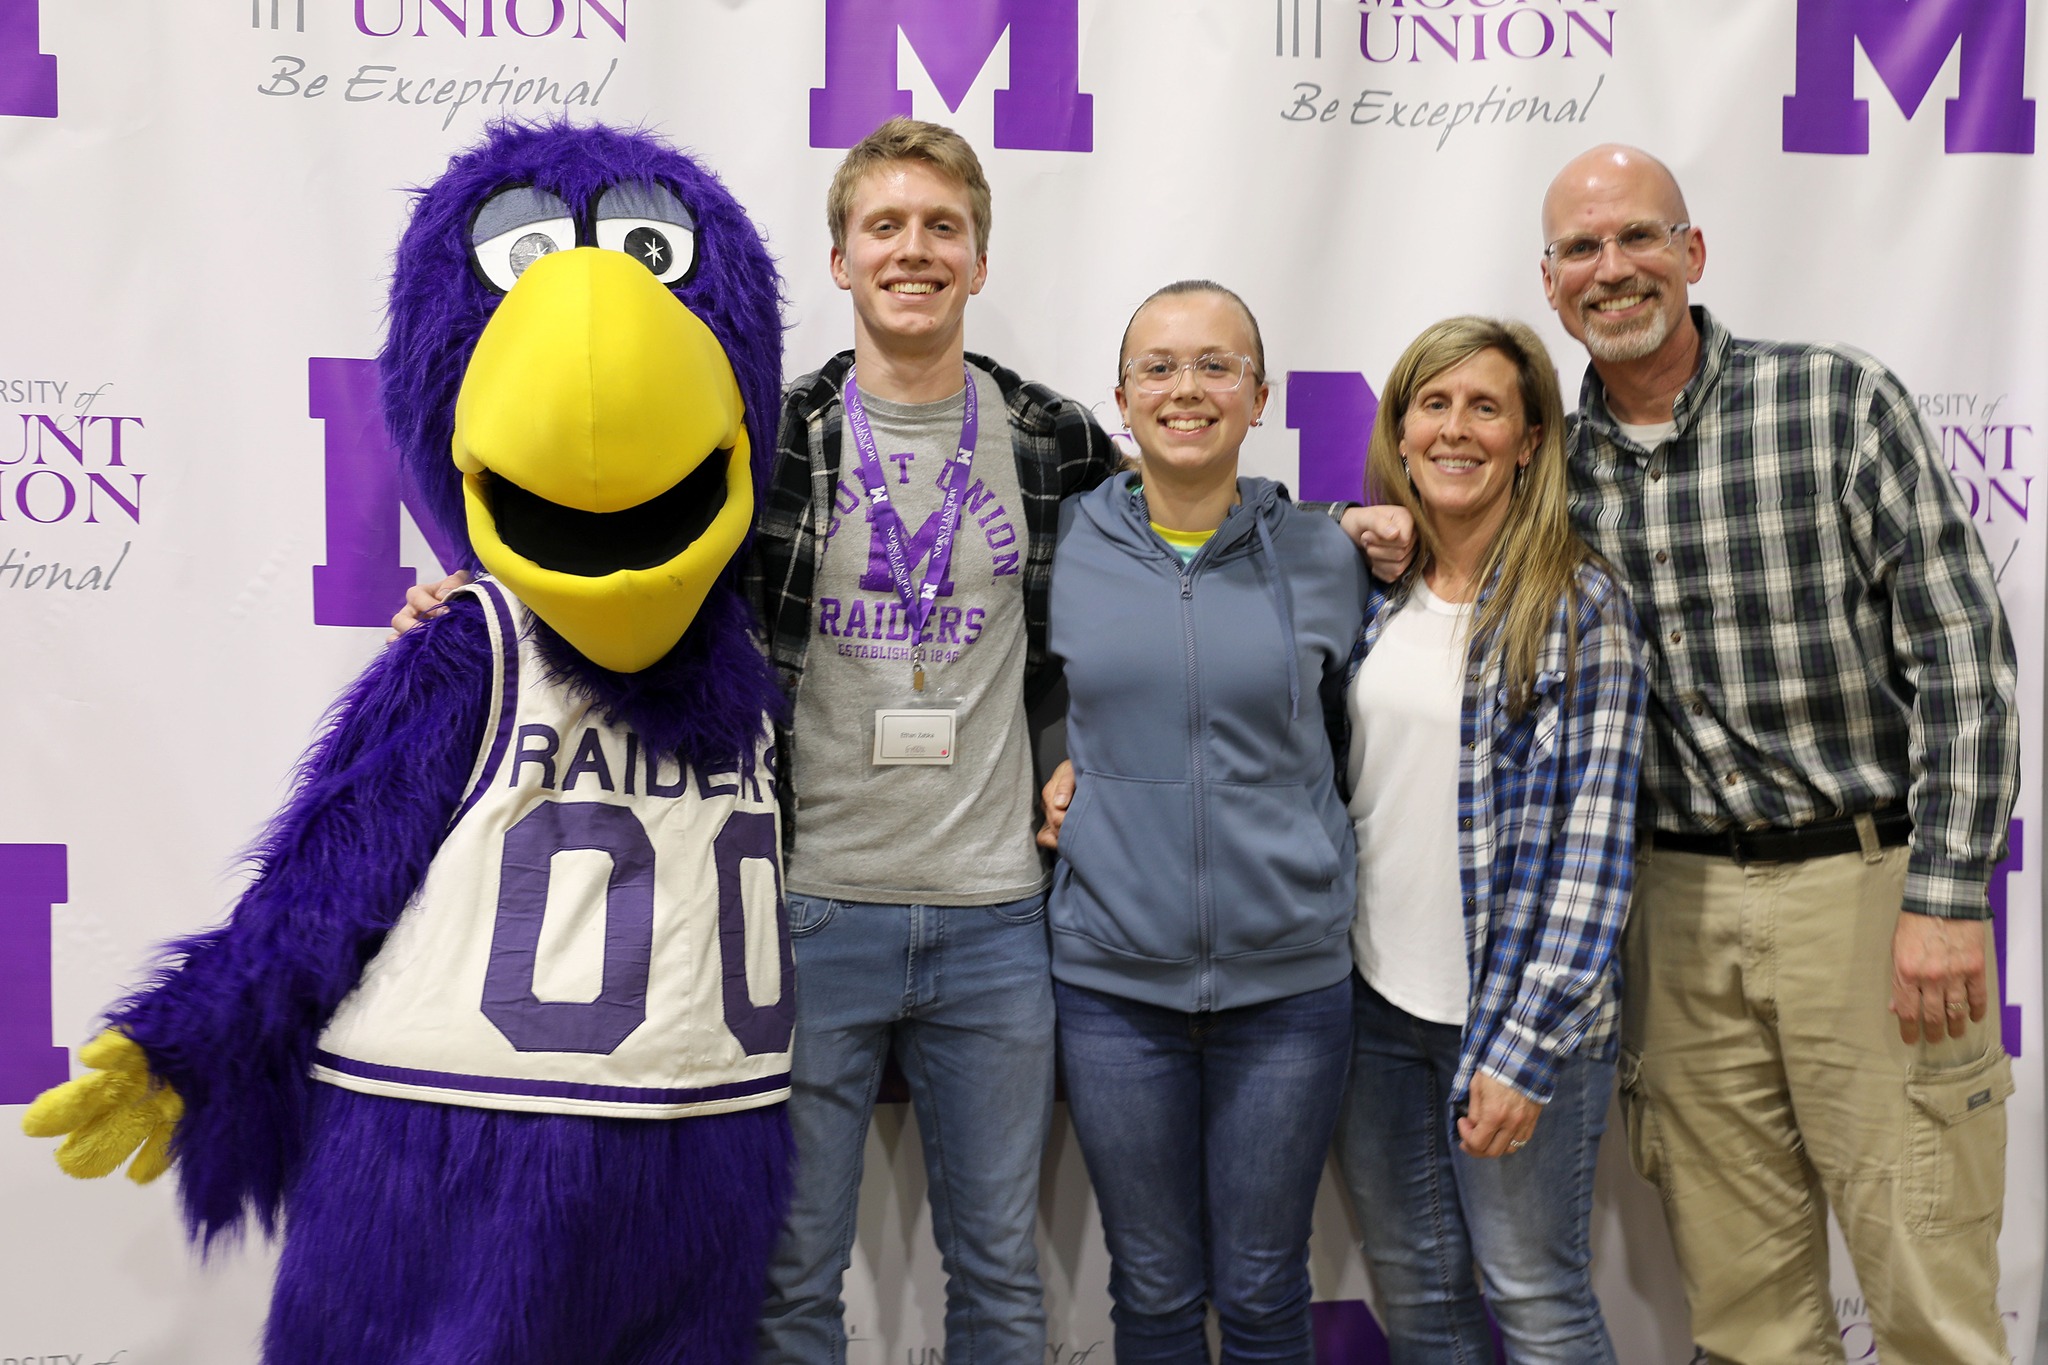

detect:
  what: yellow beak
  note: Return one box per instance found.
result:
[453,247,753,673]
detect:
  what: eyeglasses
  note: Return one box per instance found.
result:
[1543,221,1691,268]
[1123,351,1258,394]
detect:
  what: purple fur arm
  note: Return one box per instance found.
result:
[109,598,493,1247]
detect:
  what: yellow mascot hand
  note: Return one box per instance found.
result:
[20,1031,184,1184]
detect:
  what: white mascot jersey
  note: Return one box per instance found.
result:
[313,578,793,1119]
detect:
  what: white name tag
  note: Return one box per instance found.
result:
[873,709,958,766]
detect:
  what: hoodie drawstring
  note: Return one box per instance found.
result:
[1252,514,1300,723]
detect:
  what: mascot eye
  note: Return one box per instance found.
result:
[598,222,696,283]
[469,185,576,294]
[472,223,576,290]
[595,182,697,285]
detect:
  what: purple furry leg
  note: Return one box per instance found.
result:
[265,1086,792,1365]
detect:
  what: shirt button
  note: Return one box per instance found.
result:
[1650,469,1663,481]
[1725,772,1740,786]
[1670,631,1682,644]
[1655,550,1669,564]
[1460,817,1473,830]
[1690,702,1705,716]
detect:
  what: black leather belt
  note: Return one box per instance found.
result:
[1650,810,1911,864]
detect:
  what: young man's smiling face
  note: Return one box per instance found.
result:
[831,159,987,361]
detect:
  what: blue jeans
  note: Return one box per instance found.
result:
[1054,977,1353,1365]
[1335,975,1616,1365]
[756,893,1055,1365]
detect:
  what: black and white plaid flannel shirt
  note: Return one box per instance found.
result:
[1568,307,2019,920]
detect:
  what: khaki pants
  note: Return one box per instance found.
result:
[1619,844,2012,1365]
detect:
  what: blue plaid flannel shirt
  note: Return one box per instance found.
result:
[1349,562,1649,1104]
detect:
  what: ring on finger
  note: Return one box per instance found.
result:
[1507,1138,1527,1151]
[1945,1001,1968,1016]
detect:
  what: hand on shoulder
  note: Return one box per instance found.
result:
[1340,504,1417,582]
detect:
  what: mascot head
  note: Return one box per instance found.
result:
[382,121,783,675]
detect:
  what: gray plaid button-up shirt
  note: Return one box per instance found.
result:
[1568,307,2018,920]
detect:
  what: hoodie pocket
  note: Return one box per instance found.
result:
[1206,780,1350,957]
[1053,774,1199,963]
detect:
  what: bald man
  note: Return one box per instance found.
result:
[1535,145,2018,1363]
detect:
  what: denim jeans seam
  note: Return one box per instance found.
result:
[1549,1058,1612,1364]
[770,1023,891,1365]
[828,1038,891,1322]
[1421,1060,1480,1365]
[985,892,1048,926]
[904,904,925,1012]
[902,1029,975,1364]
[1568,1061,1599,1268]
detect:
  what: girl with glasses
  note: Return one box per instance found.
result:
[1040,280,1368,1363]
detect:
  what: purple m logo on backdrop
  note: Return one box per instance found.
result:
[0,844,69,1104]
[1783,0,2034,153]
[310,357,463,627]
[0,0,58,118]
[1288,372,1381,505]
[810,0,1092,151]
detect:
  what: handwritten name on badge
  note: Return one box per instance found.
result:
[873,710,957,766]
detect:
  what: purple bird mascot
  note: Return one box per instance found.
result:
[22,121,796,1365]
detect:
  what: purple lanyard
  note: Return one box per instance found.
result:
[842,363,978,648]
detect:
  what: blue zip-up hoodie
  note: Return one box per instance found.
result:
[1047,471,1369,1013]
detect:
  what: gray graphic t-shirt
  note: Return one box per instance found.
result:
[784,367,1046,905]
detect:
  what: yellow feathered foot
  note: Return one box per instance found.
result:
[21,1030,184,1183]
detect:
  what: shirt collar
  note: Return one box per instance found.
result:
[1576,305,1730,455]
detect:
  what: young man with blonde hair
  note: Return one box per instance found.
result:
[748,117,1117,1365]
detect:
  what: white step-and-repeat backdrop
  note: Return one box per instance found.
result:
[2,2,2041,1360]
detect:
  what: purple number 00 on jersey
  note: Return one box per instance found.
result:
[480,804,790,1057]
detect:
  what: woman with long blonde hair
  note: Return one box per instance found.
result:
[1336,316,1647,1362]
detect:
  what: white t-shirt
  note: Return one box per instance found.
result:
[1345,580,1470,1026]
[1617,418,1677,449]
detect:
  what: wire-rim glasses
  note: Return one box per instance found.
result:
[1543,221,1691,268]
[1122,351,1258,394]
